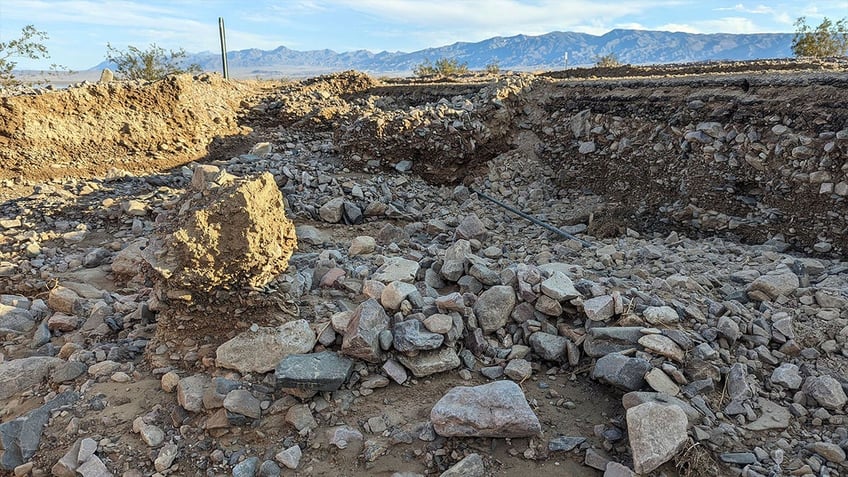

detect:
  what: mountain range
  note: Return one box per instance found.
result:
[95,29,797,76]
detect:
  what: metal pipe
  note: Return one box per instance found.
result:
[219,17,229,79]
[470,187,594,248]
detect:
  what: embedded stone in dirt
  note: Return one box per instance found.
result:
[162,171,298,292]
[430,381,541,438]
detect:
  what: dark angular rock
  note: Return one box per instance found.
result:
[0,391,78,470]
[393,319,444,352]
[591,353,651,392]
[275,351,354,392]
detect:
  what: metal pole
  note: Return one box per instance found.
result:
[219,17,229,79]
[471,187,594,248]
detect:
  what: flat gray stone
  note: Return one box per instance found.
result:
[0,391,78,470]
[372,257,419,283]
[275,351,353,392]
[431,381,541,437]
[591,353,651,391]
[627,401,688,474]
[748,272,799,300]
[216,319,317,373]
[0,356,62,400]
[398,347,460,377]
[440,453,485,477]
[745,398,791,431]
[223,389,262,419]
[393,319,444,352]
[0,304,35,333]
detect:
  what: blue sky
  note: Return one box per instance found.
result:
[1,0,846,70]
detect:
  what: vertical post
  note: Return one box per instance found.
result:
[563,52,568,69]
[219,17,229,79]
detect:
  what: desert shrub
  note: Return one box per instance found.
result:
[485,59,501,74]
[792,16,848,57]
[106,43,201,81]
[595,53,622,67]
[0,25,67,86]
[414,57,469,77]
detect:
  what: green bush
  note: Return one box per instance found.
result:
[595,53,622,68]
[106,43,201,81]
[414,57,469,77]
[0,25,65,86]
[485,59,501,75]
[792,16,848,57]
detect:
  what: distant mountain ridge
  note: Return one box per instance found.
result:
[93,29,796,75]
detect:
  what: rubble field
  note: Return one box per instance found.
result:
[1,58,847,477]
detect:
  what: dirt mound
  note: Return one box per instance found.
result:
[150,169,297,294]
[0,73,256,182]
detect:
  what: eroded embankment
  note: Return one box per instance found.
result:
[323,71,848,254]
[0,74,256,182]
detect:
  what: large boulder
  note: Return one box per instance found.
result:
[153,171,297,292]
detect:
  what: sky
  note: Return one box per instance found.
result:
[1,0,846,70]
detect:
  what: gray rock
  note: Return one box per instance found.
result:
[540,271,580,301]
[504,359,532,381]
[259,460,282,477]
[441,240,471,282]
[584,327,643,357]
[383,359,408,384]
[744,398,791,431]
[529,332,569,361]
[224,389,262,419]
[275,351,353,391]
[748,272,799,300]
[0,391,78,470]
[771,363,802,389]
[76,455,110,477]
[626,401,688,474]
[319,197,345,223]
[342,298,390,363]
[726,363,752,401]
[398,347,461,377]
[232,456,260,477]
[51,361,88,383]
[285,405,317,433]
[473,285,516,333]
[583,295,614,321]
[154,443,178,472]
[0,356,62,400]
[802,375,847,410]
[592,353,651,391]
[548,436,587,452]
[275,444,302,469]
[430,381,541,437]
[381,281,418,310]
[440,453,485,477]
[328,426,364,449]
[455,214,486,241]
[0,304,35,333]
[720,452,756,465]
[216,320,317,373]
[372,257,419,283]
[642,306,679,325]
[621,392,701,427]
[807,442,846,463]
[393,319,444,352]
[177,375,210,412]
